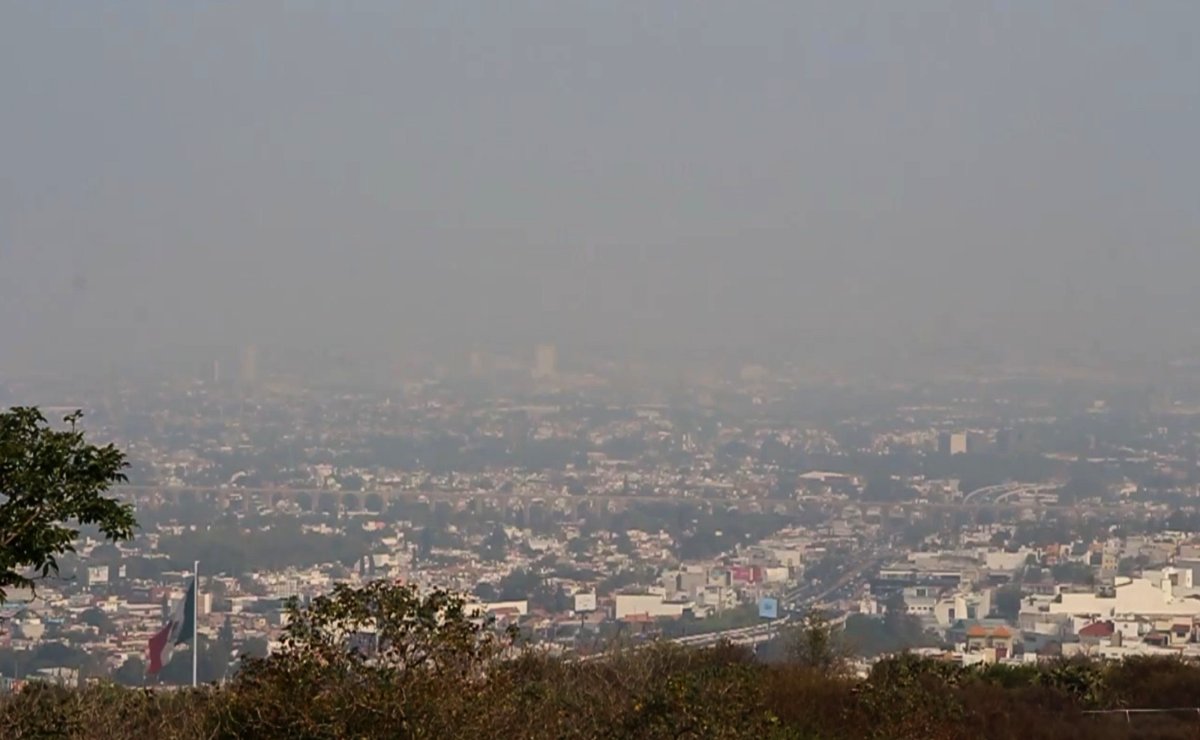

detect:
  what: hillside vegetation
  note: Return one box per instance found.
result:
[6,582,1200,739]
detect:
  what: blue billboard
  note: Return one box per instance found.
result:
[758,597,779,620]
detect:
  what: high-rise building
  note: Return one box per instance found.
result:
[937,432,969,456]
[533,344,557,380]
[469,350,486,376]
[995,429,1014,455]
[996,428,1033,455]
[240,345,258,387]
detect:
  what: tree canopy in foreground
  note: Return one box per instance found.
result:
[0,407,135,604]
[4,580,1200,739]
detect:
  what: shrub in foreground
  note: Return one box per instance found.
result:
[6,583,1200,739]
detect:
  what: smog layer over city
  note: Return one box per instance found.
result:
[2,4,1200,738]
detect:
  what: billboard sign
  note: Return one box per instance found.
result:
[574,592,597,613]
[758,597,779,620]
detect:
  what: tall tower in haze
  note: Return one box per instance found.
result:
[533,344,558,381]
[469,349,486,376]
[239,345,258,387]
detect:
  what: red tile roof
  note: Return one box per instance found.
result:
[966,625,1015,639]
[1078,621,1114,638]
[621,613,655,624]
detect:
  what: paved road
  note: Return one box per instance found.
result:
[571,548,889,661]
[669,548,892,649]
[962,482,1058,505]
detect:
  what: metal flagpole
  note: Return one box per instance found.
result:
[192,560,199,688]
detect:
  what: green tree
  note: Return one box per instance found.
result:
[842,612,941,657]
[787,610,850,674]
[480,524,509,563]
[567,535,593,557]
[1050,561,1095,585]
[613,530,635,556]
[417,527,434,561]
[240,636,270,660]
[1119,555,1148,577]
[1058,467,1108,504]
[218,615,235,653]
[473,581,499,602]
[273,581,511,669]
[992,585,1023,620]
[0,408,135,604]
[79,607,113,634]
[207,582,518,737]
[111,655,147,686]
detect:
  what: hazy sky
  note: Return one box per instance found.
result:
[2,2,1198,372]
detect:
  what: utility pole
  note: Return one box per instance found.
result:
[193,560,199,688]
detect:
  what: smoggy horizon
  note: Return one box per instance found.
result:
[3,3,1198,377]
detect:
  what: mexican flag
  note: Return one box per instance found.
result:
[147,577,196,676]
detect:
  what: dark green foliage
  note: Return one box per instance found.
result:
[111,657,147,687]
[786,610,851,673]
[79,607,112,633]
[9,583,1200,738]
[0,408,134,603]
[992,585,1023,620]
[156,517,370,576]
[479,523,509,562]
[1050,561,1096,586]
[1,682,215,739]
[842,613,942,656]
[662,604,759,639]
